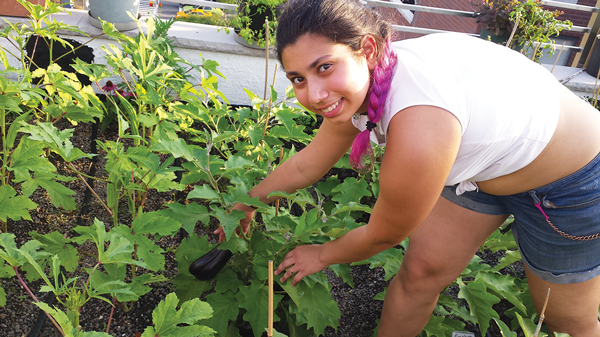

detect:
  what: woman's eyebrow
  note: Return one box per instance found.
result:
[286,55,332,77]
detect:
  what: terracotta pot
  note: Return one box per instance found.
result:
[0,0,46,18]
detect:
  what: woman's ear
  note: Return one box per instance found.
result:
[361,35,378,70]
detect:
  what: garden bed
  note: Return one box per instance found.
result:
[0,3,543,337]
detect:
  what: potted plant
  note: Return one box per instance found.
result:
[509,0,571,58]
[88,0,141,31]
[231,0,286,49]
[473,0,571,58]
[473,0,518,44]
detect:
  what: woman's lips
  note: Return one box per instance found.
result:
[320,99,341,117]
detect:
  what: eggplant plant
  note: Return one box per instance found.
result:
[0,1,561,336]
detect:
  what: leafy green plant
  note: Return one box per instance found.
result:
[0,231,215,336]
[474,0,571,59]
[177,8,234,27]
[509,0,572,59]
[0,1,570,337]
[0,0,104,233]
[230,0,287,48]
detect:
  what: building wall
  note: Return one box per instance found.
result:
[382,0,599,65]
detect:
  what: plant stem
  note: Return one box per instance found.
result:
[1,107,7,185]
[66,165,109,182]
[69,162,113,217]
[14,266,65,336]
[106,296,117,333]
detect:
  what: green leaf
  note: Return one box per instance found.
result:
[330,202,372,216]
[437,294,477,325]
[20,122,94,162]
[20,171,76,210]
[492,318,517,337]
[331,177,371,205]
[132,211,182,236]
[201,291,239,336]
[150,138,194,161]
[236,280,283,337]
[292,281,341,336]
[0,185,37,222]
[188,185,220,202]
[212,208,246,241]
[422,314,450,337]
[225,155,254,170]
[495,250,522,271]
[218,237,249,255]
[28,231,78,272]
[483,229,518,252]
[174,235,214,303]
[328,264,354,288]
[9,137,56,181]
[214,269,244,294]
[90,265,148,302]
[475,271,527,316]
[0,286,5,307]
[515,313,547,337]
[159,202,210,235]
[145,292,215,337]
[457,279,501,335]
[33,302,77,336]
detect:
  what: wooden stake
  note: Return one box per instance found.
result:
[533,288,551,337]
[593,62,600,107]
[550,42,566,74]
[531,42,541,62]
[274,147,284,216]
[506,13,520,49]
[262,63,279,137]
[268,260,274,337]
[263,19,270,103]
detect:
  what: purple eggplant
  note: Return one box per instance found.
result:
[189,245,233,281]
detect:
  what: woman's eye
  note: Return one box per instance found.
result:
[292,77,305,85]
[318,64,331,73]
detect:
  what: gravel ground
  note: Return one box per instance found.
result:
[0,120,524,337]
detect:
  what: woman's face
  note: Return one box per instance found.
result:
[281,34,375,124]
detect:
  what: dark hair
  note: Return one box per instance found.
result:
[276,0,391,63]
[276,0,397,172]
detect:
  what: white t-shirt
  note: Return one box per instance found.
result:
[352,33,560,194]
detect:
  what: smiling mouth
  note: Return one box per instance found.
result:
[321,100,340,114]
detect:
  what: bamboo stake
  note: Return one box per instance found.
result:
[533,288,551,337]
[263,19,270,103]
[274,147,284,216]
[263,63,279,137]
[550,42,566,74]
[593,63,600,107]
[531,42,541,62]
[506,13,520,49]
[268,260,274,337]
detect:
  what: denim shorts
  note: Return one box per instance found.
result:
[441,152,600,284]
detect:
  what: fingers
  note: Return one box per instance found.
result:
[275,252,302,285]
[213,227,225,243]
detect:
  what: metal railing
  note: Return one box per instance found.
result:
[163,0,600,65]
[363,0,599,53]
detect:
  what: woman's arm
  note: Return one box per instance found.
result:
[246,116,359,205]
[275,106,462,285]
[215,116,359,241]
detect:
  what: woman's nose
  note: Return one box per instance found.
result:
[308,82,328,105]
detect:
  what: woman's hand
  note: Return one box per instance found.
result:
[213,203,255,242]
[275,244,329,286]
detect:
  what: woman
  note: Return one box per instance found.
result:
[215,0,600,335]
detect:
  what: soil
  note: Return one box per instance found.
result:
[0,120,524,337]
